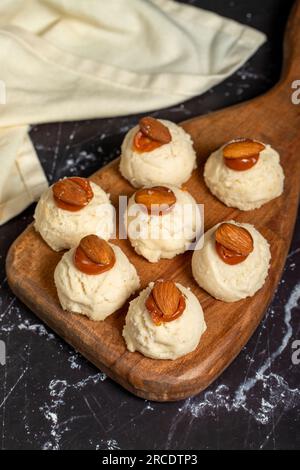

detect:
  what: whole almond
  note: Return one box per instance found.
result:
[223,139,265,160]
[139,117,172,144]
[53,177,93,207]
[135,186,176,214]
[215,223,254,256]
[152,281,182,317]
[79,235,115,266]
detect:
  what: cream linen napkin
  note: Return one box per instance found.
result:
[0,0,266,224]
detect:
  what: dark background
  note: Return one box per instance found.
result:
[0,0,299,450]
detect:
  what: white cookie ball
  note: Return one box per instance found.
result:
[119,119,196,188]
[123,282,206,360]
[204,142,284,210]
[34,180,114,251]
[125,185,201,262]
[192,220,271,302]
[54,243,140,321]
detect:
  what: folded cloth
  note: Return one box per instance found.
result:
[0,126,48,225]
[0,0,266,225]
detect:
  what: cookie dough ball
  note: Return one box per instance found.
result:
[192,220,271,302]
[119,117,197,188]
[54,236,140,321]
[34,177,114,251]
[204,139,284,210]
[123,280,206,360]
[126,185,201,262]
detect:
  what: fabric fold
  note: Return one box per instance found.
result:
[0,126,48,224]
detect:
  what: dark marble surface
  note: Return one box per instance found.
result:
[0,0,299,450]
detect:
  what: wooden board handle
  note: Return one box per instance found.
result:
[281,0,300,84]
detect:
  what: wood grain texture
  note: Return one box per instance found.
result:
[6,1,300,401]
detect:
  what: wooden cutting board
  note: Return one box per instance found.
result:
[6,2,300,401]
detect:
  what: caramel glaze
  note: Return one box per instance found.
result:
[145,292,186,326]
[224,154,259,171]
[215,241,248,265]
[74,245,115,275]
[133,130,165,153]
